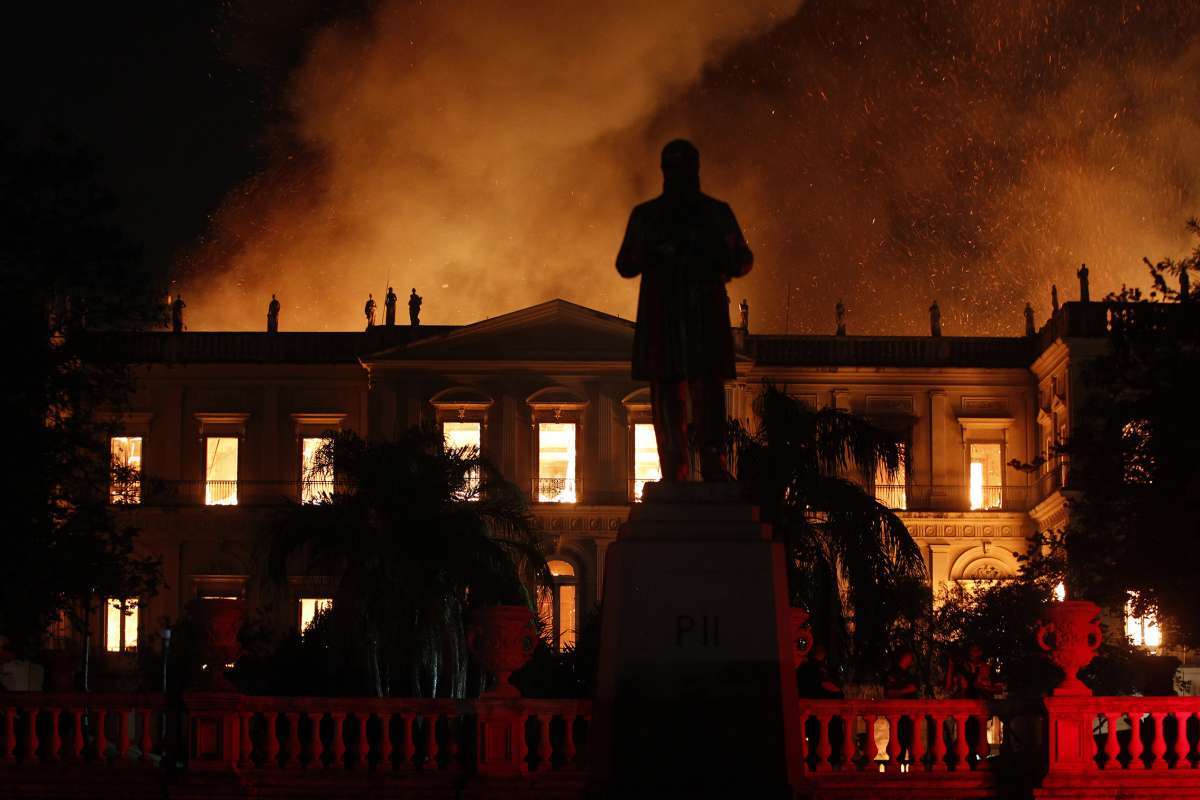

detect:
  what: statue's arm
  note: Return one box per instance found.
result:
[723,203,753,279]
[616,206,648,278]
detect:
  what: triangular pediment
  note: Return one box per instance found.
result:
[361,299,635,364]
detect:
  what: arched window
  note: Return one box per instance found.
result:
[537,559,578,651]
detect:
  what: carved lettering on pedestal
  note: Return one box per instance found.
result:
[675,614,721,647]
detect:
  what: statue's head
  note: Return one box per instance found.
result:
[661,139,700,194]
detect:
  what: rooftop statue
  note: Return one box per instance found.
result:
[384,286,397,327]
[1078,263,1090,303]
[364,294,376,329]
[835,299,846,336]
[929,300,942,337]
[267,294,280,333]
[409,288,423,327]
[171,295,186,333]
[1051,283,1060,312]
[1024,302,1035,336]
[739,298,750,331]
[616,139,752,481]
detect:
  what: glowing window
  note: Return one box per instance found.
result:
[105,598,138,653]
[299,597,333,632]
[968,443,1003,510]
[873,443,906,510]
[537,423,576,503]
[109,436,143,504]
[301,437,333,503]
[632,423,661,501]
[537,560,577,651]
[1125,593,1163,651]
[205,437,238,506]
[444,422,482,499]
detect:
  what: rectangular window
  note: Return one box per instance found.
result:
[443,421,482,499]
[109,436,143,504]
[632,423,662,501]
[968,442,1003,510]
[104,598,138,653]
[205,437,239,506]
[537,422,576,503]
[301,437,333,503]
[873,443,907,510]
[1124,592,1162,650]
[299,597,333,632]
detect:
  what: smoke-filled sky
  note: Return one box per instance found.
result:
[12,2,1200,335]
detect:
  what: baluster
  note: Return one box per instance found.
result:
[815,714,833,771]
[564,713,577,768]
[140,709,154,765]
[517,713,530,774]
[930,713,947,771]
[1151,712,1169,770]
[1097,713,1114,769]
[443,714,459,771]
[951,716,969,770]
[1127,712,1145,769]
[974,713,991,768]
[308,713,325,769]
[71,709,85,762]
[425,713,440,769]
[836,713,851,770]
[118,709,132,762]
[4,707,17,763]
[912,714,928,772]
[885,715,901,771]
[48,708,62,762]
[95,709,109,763]
[284,713,301,769]
[25,706,40,763]
[352,713,368,769]
[377,713,393,771]
[536,714,552,772]
[864,714,879,769]
[330,713,346,769]
[238,711,253,769]
[264,711,280,768]
[401,714,416,770]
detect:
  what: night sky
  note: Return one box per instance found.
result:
[8,2,1199,335]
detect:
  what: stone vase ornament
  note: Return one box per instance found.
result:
[196,598,245,691]
[1037,599,1102,696]
[791,608,814,668]
[467,605,536,698]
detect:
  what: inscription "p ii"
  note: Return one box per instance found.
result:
[676,614,720,647]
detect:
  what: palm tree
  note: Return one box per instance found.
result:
[730,385,926,683]
[265,424,547,697]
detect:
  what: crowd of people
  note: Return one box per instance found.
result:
[796,642,1005,699]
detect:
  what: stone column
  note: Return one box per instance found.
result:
[929,390,949,507]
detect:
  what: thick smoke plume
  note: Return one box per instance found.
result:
[184,1,1200,335]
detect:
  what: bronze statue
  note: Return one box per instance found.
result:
[616,140,752,481]
[267,294,280,333]
[1078,263,1090,303]
[1024,302,1035,336]
[171,295,186,333]
[384,286,397,327]
[364,294,376,329]
[409,288,422,326]
[835,299,846,336]
[929,300,942,337]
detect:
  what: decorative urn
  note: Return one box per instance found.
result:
[196,598,245,690]
[1037,599,1102,696]
[791,608,814,668]
[467,605,536,698]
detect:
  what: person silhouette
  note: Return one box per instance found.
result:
[364,294,377,329]
[267,294,280,333]
[616,139,752,481]
[408,288,422,326]
[384,286,397,327]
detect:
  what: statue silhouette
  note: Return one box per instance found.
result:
[171,295,186,333]
[409,288,422,326]
[929,300,942,337]
[1024,302,1035,336]
[384,286,397,327]
[616,140,752,481]
[364,294,376,329]
[835,299,846,336]
[267,294,280,333]
[1078,263,1090,303]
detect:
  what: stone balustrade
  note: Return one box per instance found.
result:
[0,692,165,766]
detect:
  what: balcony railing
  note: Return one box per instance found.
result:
[534,478,577,504]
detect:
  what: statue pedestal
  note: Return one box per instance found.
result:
[587,482,803,798]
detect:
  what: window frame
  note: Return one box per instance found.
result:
[538,558,580,653]
[527,387,588,504]
[104,597,139,654]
